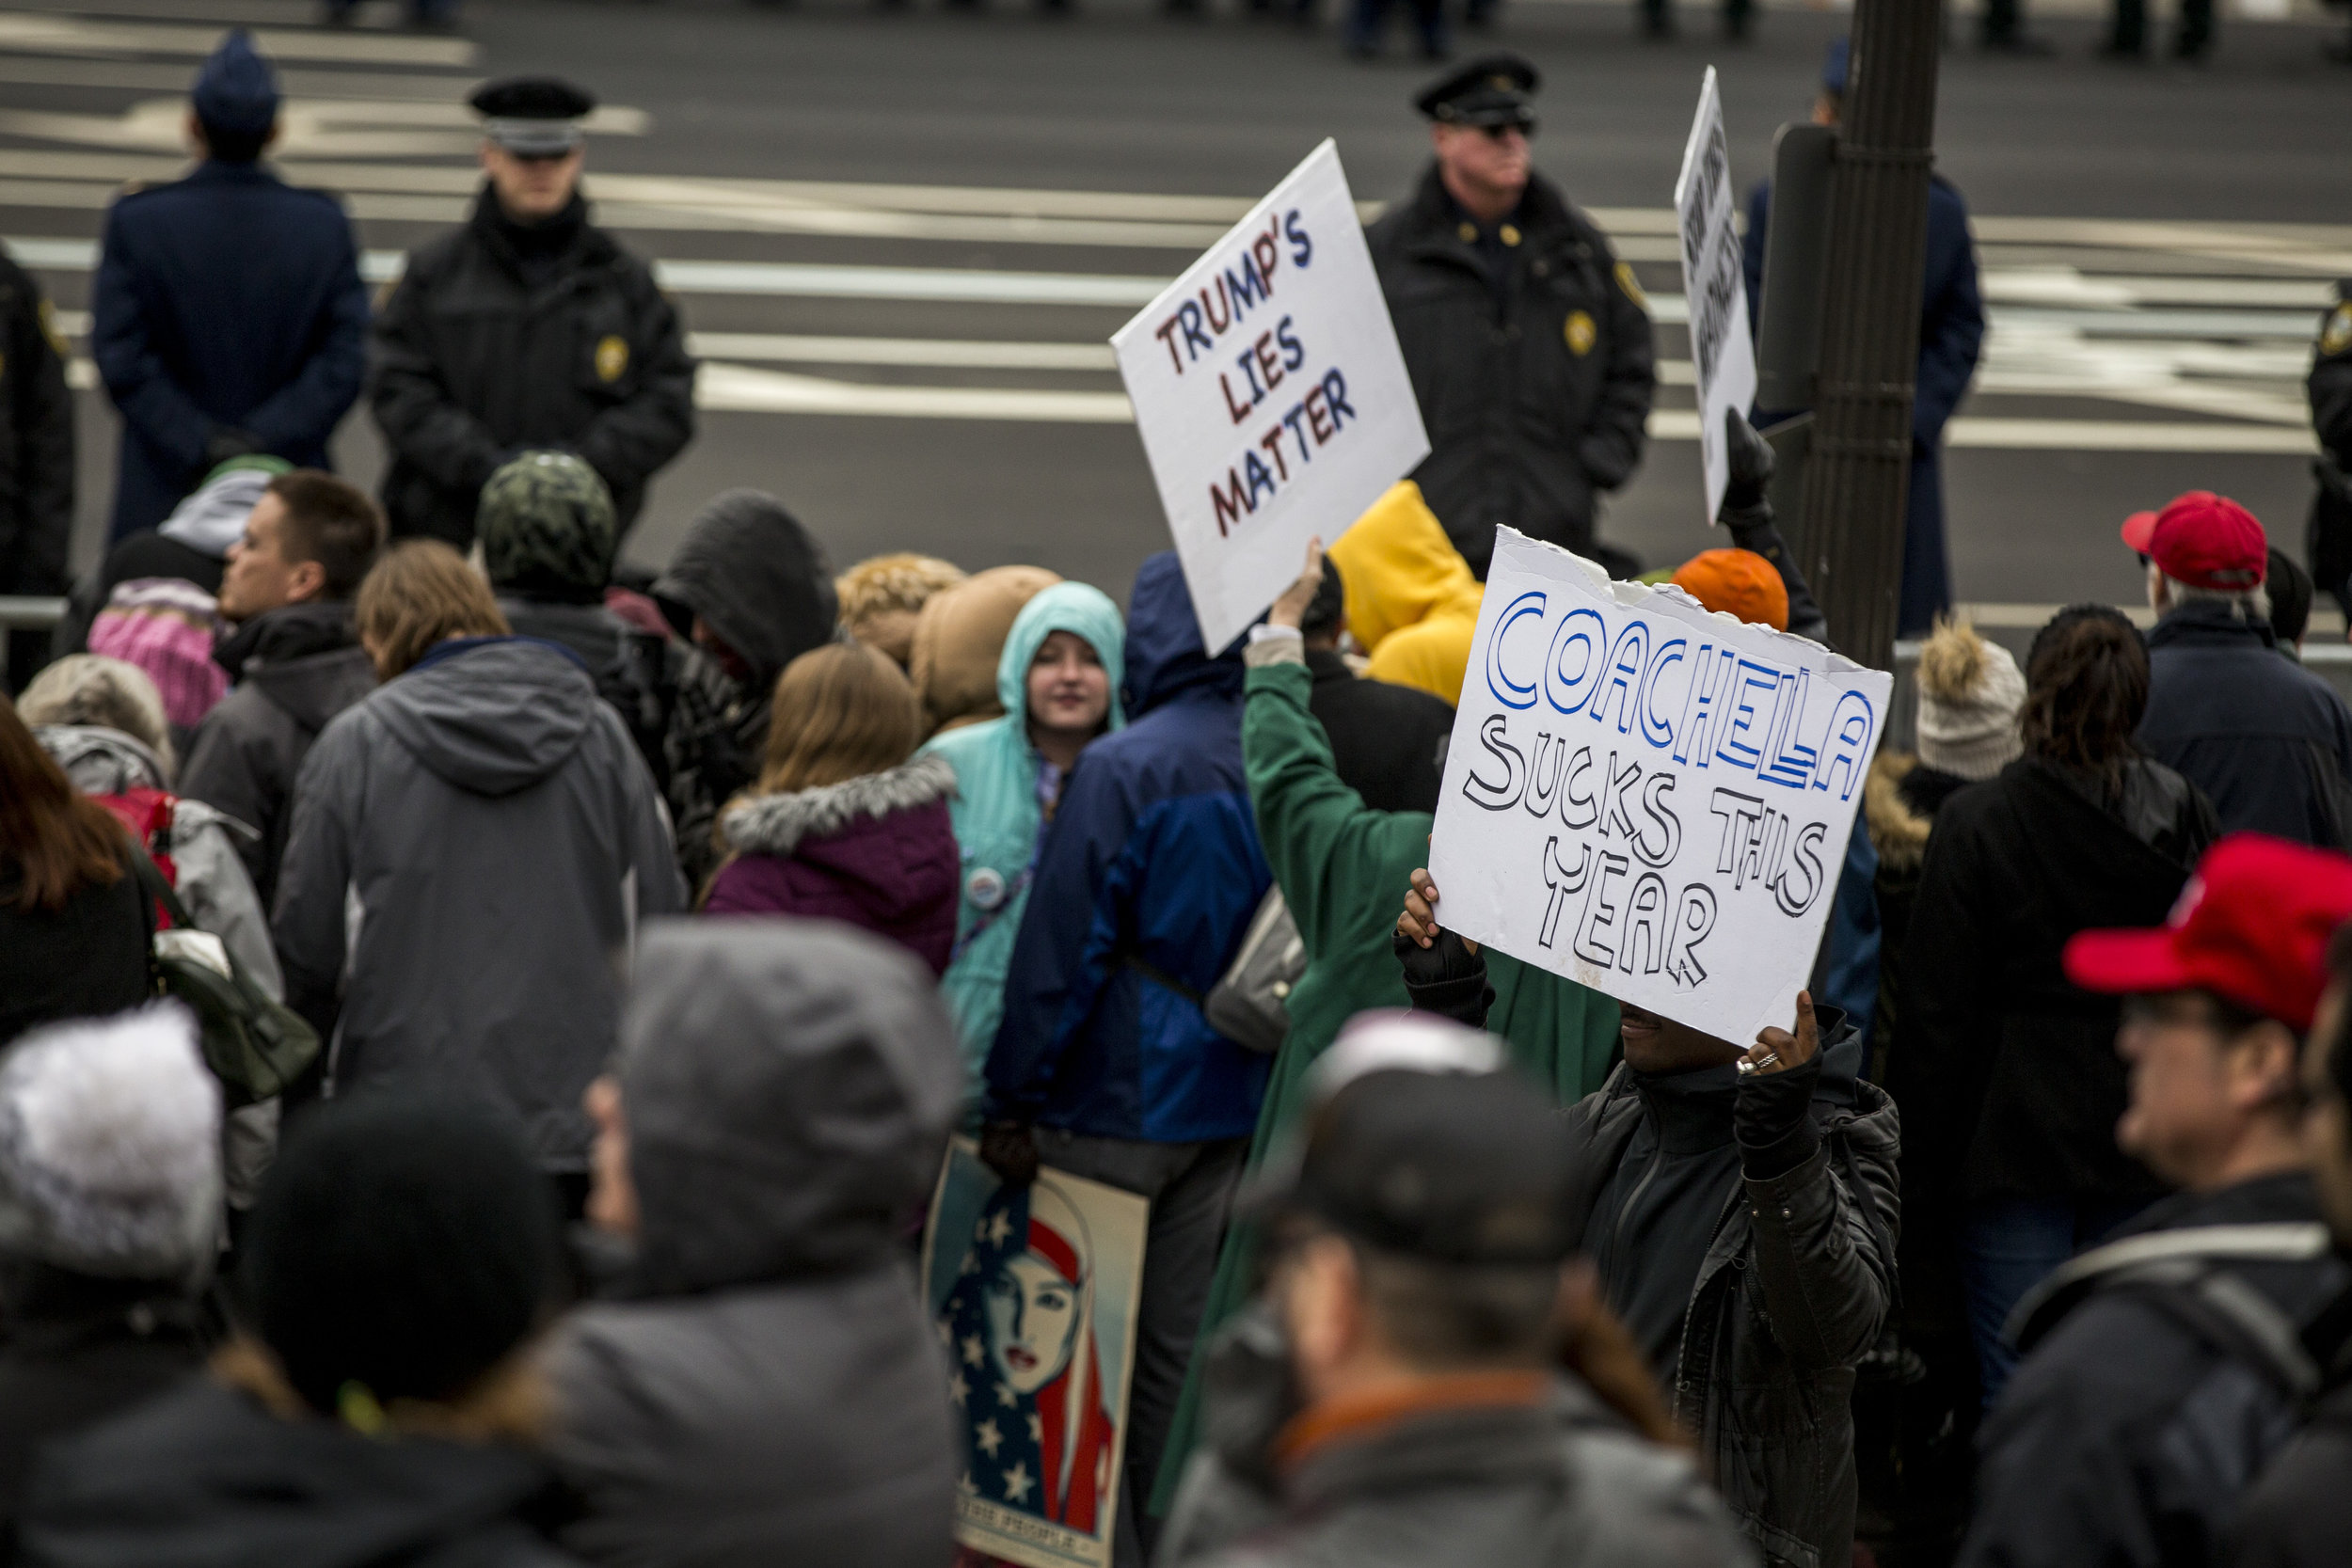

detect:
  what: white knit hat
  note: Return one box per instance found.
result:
[0,1004,223,1283]
[1915,620,2026,783]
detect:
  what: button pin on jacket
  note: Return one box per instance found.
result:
[966,866,1008,911]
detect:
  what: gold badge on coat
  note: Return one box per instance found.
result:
[1614,261,1647,309]
[595,334,629,382]
[2324,304,2352,357]
[1565,310,1597,356]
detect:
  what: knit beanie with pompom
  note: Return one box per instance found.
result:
[1915,618,2026,782]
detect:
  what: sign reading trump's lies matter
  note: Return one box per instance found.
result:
[1112,139,1430,655]
[1425,529,1891,1044]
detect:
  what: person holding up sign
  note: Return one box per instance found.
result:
[1396,874,1899,1568]
[1368,55,1658,580]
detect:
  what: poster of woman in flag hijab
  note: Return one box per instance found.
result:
[923,1139,1149,1568]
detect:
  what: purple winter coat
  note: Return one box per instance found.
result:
[703,752,961,974]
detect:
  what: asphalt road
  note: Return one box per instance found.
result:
[7,0,2350,623]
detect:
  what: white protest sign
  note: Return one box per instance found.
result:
[1674,68,1757,527]
[1112,140,1430,655]
[1426,528,1891,1045]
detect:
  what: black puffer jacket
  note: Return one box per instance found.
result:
[1562,1018,1899,1568]
[370,190,695,548]
[1365,166,1656,577]
[179,599,375,911]
[14,1381,578,1567]
[1893,755,2216,1213]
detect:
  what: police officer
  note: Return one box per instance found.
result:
[1367,55,1657,580]
[370,78,696,549]
[0,245,72,690]
[2307,283,2352,621]
[91,31,368,543]
[1743,39,1985,639]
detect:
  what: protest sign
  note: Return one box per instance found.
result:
[922,1138,1150,1568]
[1674,68,1758,526]
[1112,139,1430,655]
[1425,528,1891,1045]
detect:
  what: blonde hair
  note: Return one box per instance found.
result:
[16,655,176,779]
[756,641,922,794]
[355,540,510,680]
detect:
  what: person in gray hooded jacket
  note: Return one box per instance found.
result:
[541,917,961,1568]
[273,541,684,1173]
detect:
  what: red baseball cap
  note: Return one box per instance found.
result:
[2064,833,2352,1034]
[2119,491,2267,592]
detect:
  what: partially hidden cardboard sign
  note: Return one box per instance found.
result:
[1112,138,1430,655]
[1674,67,1758,526]
[1425,528,1891,1045]
[922,1138,1151,1568]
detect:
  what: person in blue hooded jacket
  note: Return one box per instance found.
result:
[978,552,1272,1568]
[1743,38,1985,639]
[921,580,1127,1117]
[91,32,368,542]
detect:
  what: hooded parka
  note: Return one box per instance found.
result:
[921,581,1128,1094]
[1324,482,1484,706]
[542,920,962,1568]
[272,637,686,1167]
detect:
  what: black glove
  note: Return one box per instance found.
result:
[1734,1053,1822,1181]
[978,1119,1040,1188]
[1392,927,1494,1029]
[1716,408,1830,644]
[201,426,262,474]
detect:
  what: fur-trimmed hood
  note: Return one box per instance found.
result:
[720,752,958,858]
[1866,752,1931,873]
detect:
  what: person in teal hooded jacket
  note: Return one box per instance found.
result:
[920,580,1126,1112]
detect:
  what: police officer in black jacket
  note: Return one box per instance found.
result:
[2308,283,2352,620]
[370,78,695,550]
[0,245,72,692]
[1367,55,1656,580]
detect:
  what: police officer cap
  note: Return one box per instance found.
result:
[1414,52,1540,130]
[469,76,596,156]
[190,29,279,139]
[1246,1016,1578,1266]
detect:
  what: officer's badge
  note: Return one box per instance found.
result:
[1565,310,1596,356]
[596,334,629,382]
[2324,304,2352,358]
[1614,261,1647,309]
[36,298,66,359]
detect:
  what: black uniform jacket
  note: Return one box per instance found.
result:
[1366,166,1656,577]
[370,189,695,547]
[0,247,73,598]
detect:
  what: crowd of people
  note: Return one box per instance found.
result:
[8,25,2352,1568]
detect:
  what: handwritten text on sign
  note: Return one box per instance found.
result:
[1113,140,1429,655]
[1674,68,1757,526]
[1425,529,1889,1044]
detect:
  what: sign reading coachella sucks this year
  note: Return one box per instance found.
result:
[1426,531,1891,1044]
[1112,139,1430,655]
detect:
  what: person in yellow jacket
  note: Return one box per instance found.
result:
[1326,480,1484,706]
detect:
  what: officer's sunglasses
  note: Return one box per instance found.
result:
[1480,119,1536,141]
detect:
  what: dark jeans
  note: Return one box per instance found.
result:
[2111,0,2213,51]
[1639,0,1754,33]
[1961,1195,2148,1408]
[1038,1129,1247,1568]
[1347,0,1446,54]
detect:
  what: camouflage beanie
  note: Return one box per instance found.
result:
[477,451,617,600]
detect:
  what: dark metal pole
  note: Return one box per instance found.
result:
[1797,0,1944,671]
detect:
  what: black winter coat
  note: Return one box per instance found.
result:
[0,248,73,603]
[2229,1297,2352,1568]
[1303,647,1453,815]
[0,863,151,1047]
[1961,1174,2346,1568]
[179,601,376,912]
[1564,1019,1900,1568]
[370,191,695,548]
[1366,167,1656,578]
[14,1381,579,1568]
[1894,755,2215,1214]
[2139,601,2352,849]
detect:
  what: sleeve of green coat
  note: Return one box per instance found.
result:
[1242,660,1422,956]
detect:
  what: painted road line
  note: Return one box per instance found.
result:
[0,14,476,65]
[695,363,1135,422]
[689,333,1116,371]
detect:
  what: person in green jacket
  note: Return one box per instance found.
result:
[920,580,1125,1117]
[1152,540,1620,1516]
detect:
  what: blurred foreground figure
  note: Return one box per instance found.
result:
[371,77,694,550]
[1160,1014,1751,1568]
[546,919,962,1568]
[15,1094,579,1566]
[93,32,366,541]
[1368,55,1655,579]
